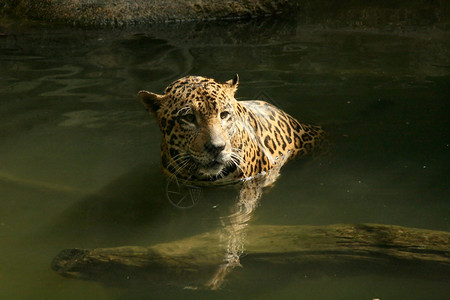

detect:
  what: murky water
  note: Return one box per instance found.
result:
[0,17,448,299]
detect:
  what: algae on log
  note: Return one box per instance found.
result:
[0,0,298,26]
[52,223,450,287]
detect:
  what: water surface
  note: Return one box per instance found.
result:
[0,17,448,299]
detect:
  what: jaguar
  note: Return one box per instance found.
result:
[138,75,326,185]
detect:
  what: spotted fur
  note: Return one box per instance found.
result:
[138,75,326,185]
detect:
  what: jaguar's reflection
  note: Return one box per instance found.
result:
[164,153,288,289]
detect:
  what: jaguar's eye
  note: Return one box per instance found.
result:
[220,111,230,120]
[180,113,196,124]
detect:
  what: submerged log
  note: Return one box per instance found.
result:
[52,223,450,287]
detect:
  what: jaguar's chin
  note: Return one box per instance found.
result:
[198,160,225,177]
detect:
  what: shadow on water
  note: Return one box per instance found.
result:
[50,164,167,236]
[49,164,245,246]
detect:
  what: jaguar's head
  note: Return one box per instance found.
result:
[138,75,241,180]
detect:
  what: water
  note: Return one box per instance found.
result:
[0,17,449,299]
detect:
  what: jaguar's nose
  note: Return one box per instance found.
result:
[204,141,226,157]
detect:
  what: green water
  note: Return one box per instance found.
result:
[0,17,448,299]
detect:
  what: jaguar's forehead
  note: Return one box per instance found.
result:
[164,76,232,114]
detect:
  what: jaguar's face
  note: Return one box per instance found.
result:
[170,96,237,177]
[138,75,241,179]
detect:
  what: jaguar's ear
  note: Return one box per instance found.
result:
[225,73,239,94]
[138,90,165,116]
